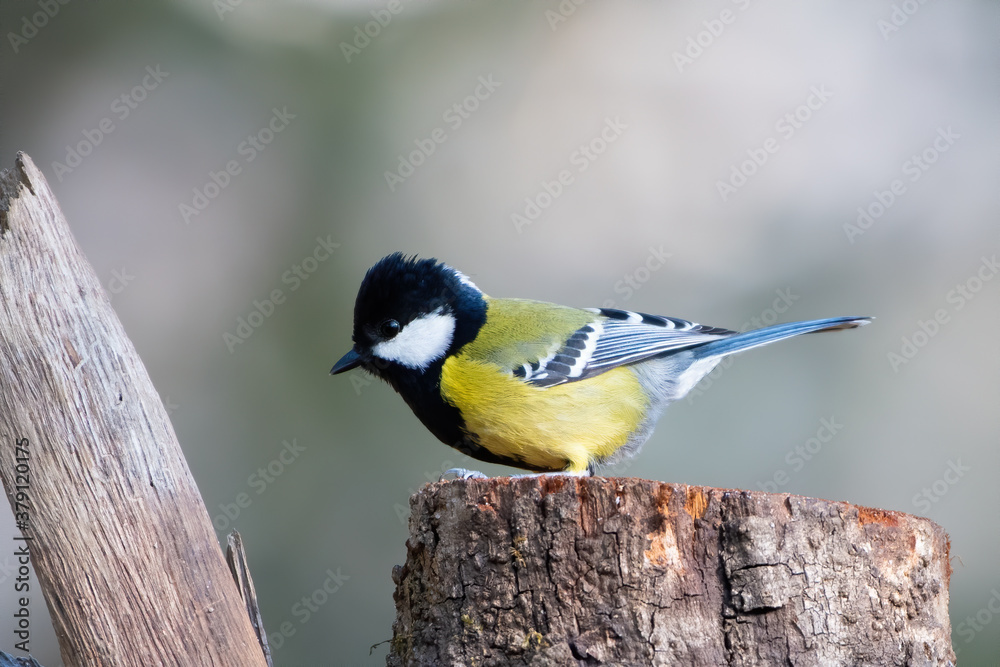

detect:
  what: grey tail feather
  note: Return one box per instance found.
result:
[690,316,873,361]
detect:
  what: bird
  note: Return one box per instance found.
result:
[331,253,871,476]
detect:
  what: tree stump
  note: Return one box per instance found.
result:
[389,477,954,666]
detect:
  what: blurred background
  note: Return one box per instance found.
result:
[1,0,998,663]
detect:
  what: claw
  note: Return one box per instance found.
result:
[440,468,488,481]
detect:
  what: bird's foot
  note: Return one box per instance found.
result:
[440,468,488,481]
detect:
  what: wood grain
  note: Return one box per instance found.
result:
[0,153,267,666]
[390,477,955,666]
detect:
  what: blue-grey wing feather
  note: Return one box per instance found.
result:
[524,308,735,387]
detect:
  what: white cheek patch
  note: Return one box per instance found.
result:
[372,311,456,370]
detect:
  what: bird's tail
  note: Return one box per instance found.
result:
[691,316,872,361]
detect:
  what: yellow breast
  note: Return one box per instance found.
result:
[440,356,648,472]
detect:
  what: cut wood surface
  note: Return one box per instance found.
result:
[0,153,267,666]
[390,476,955,667]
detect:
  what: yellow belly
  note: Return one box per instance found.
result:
[440,356,649,472]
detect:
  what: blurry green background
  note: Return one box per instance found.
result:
[1,0,998,664]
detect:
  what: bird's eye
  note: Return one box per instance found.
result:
[378,319,401,339]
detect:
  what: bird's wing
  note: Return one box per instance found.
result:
[519,308,736,388]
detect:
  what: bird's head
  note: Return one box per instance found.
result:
[331,253,487,380]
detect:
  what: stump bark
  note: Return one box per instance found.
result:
[0,153,267,666]
[389,477,954,667]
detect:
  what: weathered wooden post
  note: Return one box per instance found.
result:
[390,477,954,666]
[0,153,268,666]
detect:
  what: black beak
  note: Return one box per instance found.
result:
[330,349,363,375]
